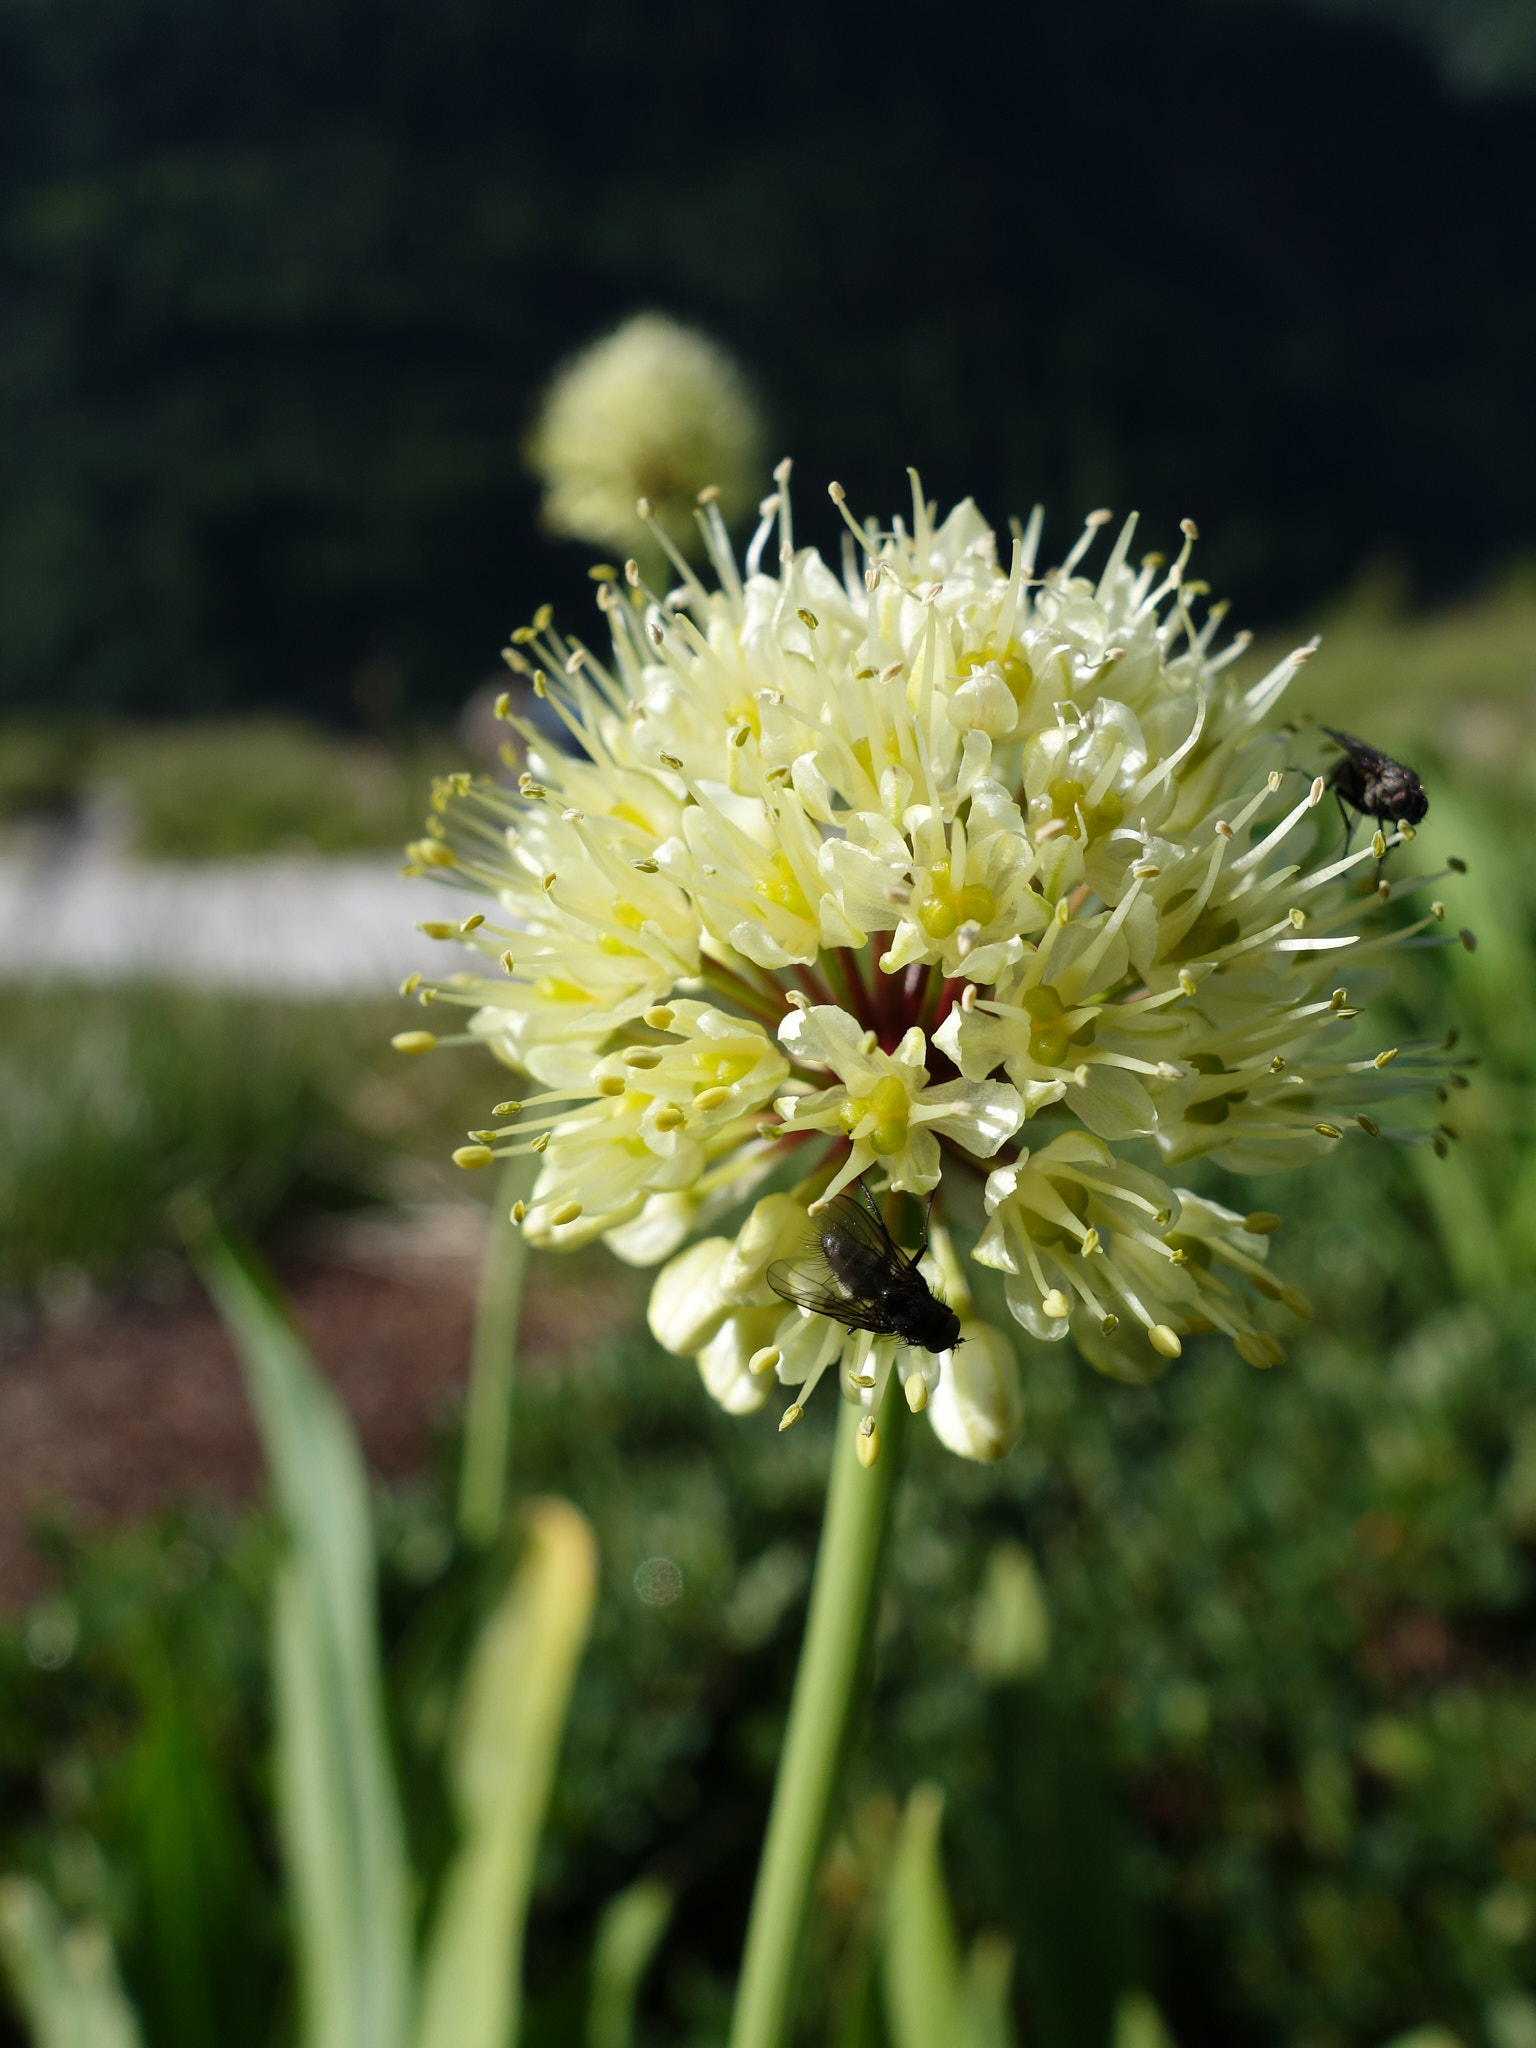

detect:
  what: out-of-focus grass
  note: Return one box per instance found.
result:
[0,718,464,859]
[0,988,495,1296]
[1263,569,1536,774]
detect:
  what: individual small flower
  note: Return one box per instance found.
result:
[476,1002,785,1249]
[526,313,764,559]
[404,466,1464,1456]
[776,1004,1023,1202]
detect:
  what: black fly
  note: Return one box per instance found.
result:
[768,1180,962,1354]
[1321,727,1429,848]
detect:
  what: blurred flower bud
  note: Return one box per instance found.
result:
[526,313,764,560]
[696,1307,779,1415]
[927,1320,1022,1462]
[969,1540,1050,1683]
[647,1237,731,1356]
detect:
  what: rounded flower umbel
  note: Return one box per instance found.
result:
[399,465,1466,1459]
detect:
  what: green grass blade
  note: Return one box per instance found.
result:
[881,1785,963,2048]
[459,1155,537,1547]
[0,1876,144,2048]
[415,1496,598,2048]
[195,1233,413,2048]
[586,1878,674,2048]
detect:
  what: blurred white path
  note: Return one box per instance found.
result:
[0,835,455,995]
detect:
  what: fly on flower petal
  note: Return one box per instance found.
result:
[768,1181,961,1356]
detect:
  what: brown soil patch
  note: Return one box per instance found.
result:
[0,1209,644,1606]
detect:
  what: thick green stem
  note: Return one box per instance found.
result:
[728,1373,908,2048]
[458,1155,534,1545]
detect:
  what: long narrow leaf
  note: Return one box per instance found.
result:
[196,1234,413,2048]
[416,1496,598,2048]
[882,1786,963,2048]
[587,1879,673,2048]
[0,1876,144,2048]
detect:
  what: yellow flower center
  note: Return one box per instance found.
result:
[1022,984,1095,1068]
[917,860,997,939]
[535,975,591,1003]
[753,851,813,922]
[1048,777,1124,840]
[957,643,1033,707]
[838,1072,910,1156]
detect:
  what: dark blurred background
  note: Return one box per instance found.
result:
[0,0,1533,721]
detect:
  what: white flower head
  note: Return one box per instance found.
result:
[405,467,1466,1455]
[526,313,764,560]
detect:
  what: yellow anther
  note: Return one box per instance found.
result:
[1215,820,1234,840]
[748,1347,781,1378]
[499,950,515,975]
[624,1048,663,1069]
[510,1201,526,1224]
[493,690,512,719]
[1373,1048,1399,1068]
[391,1031,437,1053]
[1307,776,1326,807]
[1288,907,1306,928]
[399,972,421,996]
[415,839,455,868]
[531,1132,550,1153]
[1280,1287,1313,1319]
[779,1404,804,1432]
[1355,1112,1380,1136]
[1269,1055,1287,1073]
[1042,1289,1070,1320]
[549,1201,582,1227]
[598,1075,626,1097]
[1101,1314,1119,1334]
[860,1030,879,1055]
[1178,970,1198,997]
[1330,988,1348,1009]
[452,1144,494,1170]
[644,1005,676,1030]
[903,1375,928,1413]
[850,1372,877,1389]
[694,1085,732,1112]
[1267,771,1283,792]
[459,914,484,934]
[856,1420,881,1468]
[659,752,683,771]
[1149,1324,1183,1359]
[1431,900,1444,920]
[653,1105,686,1132]
[1314,1122,1343,1139]
[1372,829,1387,858]
[632,858,660,874]
[493,1102,521,1118]
[531,603,552,630]
[1244,1212,1282,1234]
[587,562,618,581]
[1080,1228,1101,1256]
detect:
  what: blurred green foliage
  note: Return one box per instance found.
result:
[0,988,490,1296]
[0,717,457,857]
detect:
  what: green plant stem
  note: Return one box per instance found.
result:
[458,1155,534,1545]
[728,1372,908,2048]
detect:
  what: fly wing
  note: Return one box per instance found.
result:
[1319,726,1385,769]
[766,1256,892,1332]
[816,1183,917,1266]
